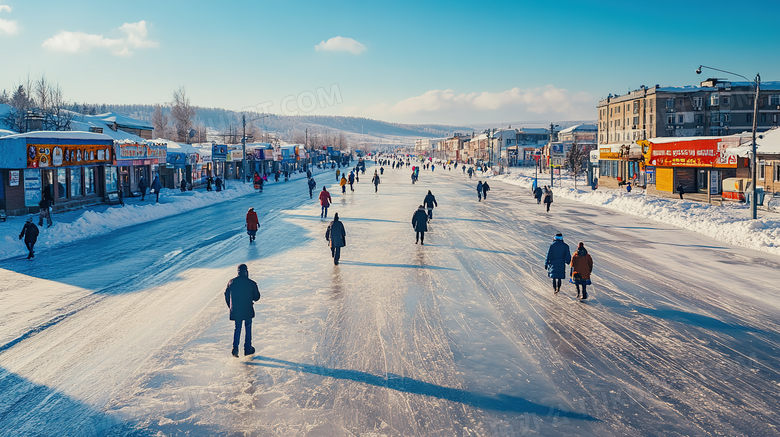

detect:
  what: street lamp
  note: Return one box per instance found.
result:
[696,65,761,219]
[243,113,271,183]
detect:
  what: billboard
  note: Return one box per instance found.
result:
[212,144,228,161]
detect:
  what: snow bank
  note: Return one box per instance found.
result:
[1,184,256,259]
[490,169,780,256]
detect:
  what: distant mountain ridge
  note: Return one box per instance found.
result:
[98,104,474,139]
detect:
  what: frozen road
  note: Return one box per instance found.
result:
[1,161,780,436]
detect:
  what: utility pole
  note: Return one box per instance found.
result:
[550,122,555,187]
[751,75,761,220]
[242,114,247,183]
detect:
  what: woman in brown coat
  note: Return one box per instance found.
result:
[570,242,593,299]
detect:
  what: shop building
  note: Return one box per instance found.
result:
[0,131,115,216]
[114,140,167,196]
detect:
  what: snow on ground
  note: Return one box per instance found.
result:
[0,168,327,260]
[489,166,780,256]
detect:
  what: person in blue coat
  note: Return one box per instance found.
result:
[477,181,483,201]
[224,264,261,357]
[151,175,162,202]
[544,233,571,293]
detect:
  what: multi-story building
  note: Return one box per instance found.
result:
[596,81,780,189]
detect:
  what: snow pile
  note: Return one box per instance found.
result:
[0,184,256,259]
[491,169,780,256]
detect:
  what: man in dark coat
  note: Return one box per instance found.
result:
[677,183,684,200]
[371,172,380,193]
[138,176,148,201]
[412,205,429,245]
[224,264,261,357]
[215,177,223,192]
[534,186,543,204]
[38,197,53,228]
[308,177,316,199]
[19,217,40,260]
[151,175,162,202]
[476,181,483,201]
[482,181,491,200]
[325,213,346,265]
[423,190,438,221]
[545,233,571,293]
[543,186,553,212]
[348,172,355,191]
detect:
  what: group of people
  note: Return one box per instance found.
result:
[533,184,555,212]
[138,175,163,202]
[544,233,594,299]
[476,181,491,201]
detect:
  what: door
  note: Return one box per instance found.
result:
[698,169,708,191]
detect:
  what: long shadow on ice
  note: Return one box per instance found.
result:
[338,260,458,271]
[0,367,146,437]
[245,356,597,421]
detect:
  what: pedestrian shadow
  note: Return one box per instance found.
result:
[282,214,403,224]
[337,261,457,271]
[245,356,597,420]
[424,244,516,256]
[438,217,494,224]
[599,300,766,334]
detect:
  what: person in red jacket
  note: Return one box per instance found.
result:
[246,207,259,242]
[570,242,594,299]
[319,186,332,218]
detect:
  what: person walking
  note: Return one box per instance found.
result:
[138,176,148,201]
[412,205,429,245]
[482,181,490,200]
[543,186,553,212]
[340,175,348,194]
[206,176,213,191]
[336,169,341,182]
[151,175,162,202]
[215,177,223,192]
[19,217,39,260]
[477,181,483,201]
[325,213,346,265]
[380,166,384,175]
[677,183,684,200]
[38,197,53,228]
[570,242,593,299]
[423,190,438,221]
[180,179,187,192]
[534,185,543,204]
[348,172,355,191]
[371,172,380,193]
[626,182,632,194]
[545,233,571,294]
[224,264,261,357]
[319,186,332,218]
[246,207,259,243]
[308,177,316,199]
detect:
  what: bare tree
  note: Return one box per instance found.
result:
[0,89,8,105]
[2,84,34,132]
[151,104,169,139]
[565,140,588,190]
[41,82,73,131]
[170,87,196,143]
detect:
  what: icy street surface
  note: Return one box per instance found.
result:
[1,162,780,436]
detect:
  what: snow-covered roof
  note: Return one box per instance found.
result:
[647,135,750,145]
[87,112,154,130]
[0,130,114,142]
[728,127,780,156]
[155,139,199,155]
[70,116,148,143]
[558,124,597,134]
[0,128,17,137]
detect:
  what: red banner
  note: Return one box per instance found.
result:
[648,138,739,168]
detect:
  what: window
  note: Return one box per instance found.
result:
[775,164,780,182]
[667,115,674,124]
[70,168,82,197]
[711,94,719,106]
[759,161,766,180]
[722,97,730,105]
[711,113,720,122]
[633,116,639,126]
[771,95,780,105]
[633,101,640,114]
[678,115,684,124]
[617,119,621,127]
[747,114,753,123]
[695,114,703,124]
[724,114,731,123]
[694,97,703,108]
[106,166,118,192]
[616,106,621,114]
[57,169,67,199]
[666,99,675,108]
[85,167,96,194]
[761,113,767,122]
[774,114,778,124]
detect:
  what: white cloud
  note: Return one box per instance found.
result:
[314,36,366,55]
[362,85,595,124]
[42,20,157,56]
[0,5,19,36]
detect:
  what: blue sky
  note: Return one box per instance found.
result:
[1,0,778,125]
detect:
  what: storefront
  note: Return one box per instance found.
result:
[113,141,167,196]
[640,136,746,197]
[0,132,114,215]
[598,143,644,188]
[245,144,274,176]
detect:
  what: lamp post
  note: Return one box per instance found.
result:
[696,65,760,219]
[243,113,271,183]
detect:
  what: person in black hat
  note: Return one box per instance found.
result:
[544,233,571,294]
[224,264,261,357]
[19,217,40,260]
